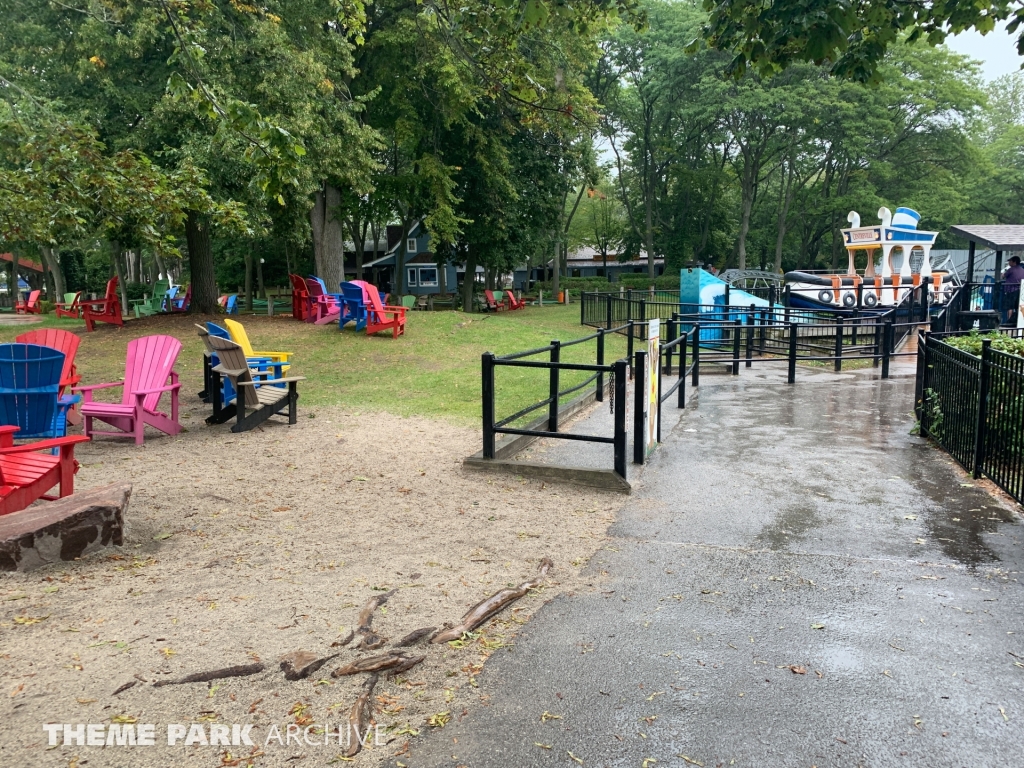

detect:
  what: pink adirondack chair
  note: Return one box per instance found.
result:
[74,335,183,445]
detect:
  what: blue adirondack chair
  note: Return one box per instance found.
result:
[340,281,369,331]
[162,285,179,312]
[225,294,239,314]
[0,344,81,453]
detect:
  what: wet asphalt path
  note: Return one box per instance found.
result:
[410,371,1024,768]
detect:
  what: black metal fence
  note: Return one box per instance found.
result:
[917,328,1024,504]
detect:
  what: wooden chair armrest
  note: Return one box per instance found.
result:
[134,383,182,395]
[252,351,292,361]
[236,376,306,386]
[0,435,90,454]
[212,365,248,377]
[73,381,124,393]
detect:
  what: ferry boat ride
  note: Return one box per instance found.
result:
[783,207,958,311]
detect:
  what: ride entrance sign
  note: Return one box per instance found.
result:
[646,319,659,455]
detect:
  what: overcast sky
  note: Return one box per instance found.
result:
[945,21,1022,82]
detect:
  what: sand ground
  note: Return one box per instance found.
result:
[0,397,623,768]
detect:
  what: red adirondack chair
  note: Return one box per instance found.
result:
[15,290,42,315]
[505,290,526,310]
[483,290,507,312]
[0,427,89,516]
[15,329,83,426]
[168,284,191,312]
[81,276,124,332]
[289,274,311,321]
[75,335,182,445]
[54,291,83,319]
[364,285,407,338]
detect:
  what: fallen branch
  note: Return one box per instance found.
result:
[330,629,355,648]
[394,627,436,647]
[345,674,379,758]
[112,680,136,696]
[355,589,397,649]
[331,653,411,678]
[432,558,553,644]
[280,651,338,681]
[152,663,265,687]
[387,654,425,677]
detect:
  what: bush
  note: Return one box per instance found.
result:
[943,331,1024,358]
[533,274,681,293]
[38,300,55,314]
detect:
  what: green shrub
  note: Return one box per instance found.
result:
[38,300,55,314]
[533,274,681,293]
[943,331,1024,358]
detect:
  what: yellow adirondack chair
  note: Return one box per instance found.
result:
[223,319,292,373]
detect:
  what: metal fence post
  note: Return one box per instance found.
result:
[973,339,993,478]
[678,331,687,409]
[881,321,892,379]
[596,328,605,402]
[745,307,754,368]
[873,321,881,368]
[613,360,627,481]
[580,292,585,326]
[692,322,700,387]
[627,321,635,376]
[606,294,613,330]
[548,340,561,431]
[634,350,646,465]
[482,352,496,458]
[788,322,798,384]
[851,309,859,346]
[834,316,844,372]
[915,330,927,428]
[666,318,676,375]
[732,318,742,375]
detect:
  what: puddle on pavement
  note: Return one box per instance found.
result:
[755,504,824,550]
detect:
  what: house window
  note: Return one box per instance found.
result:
[407,268,417,286]
[418,267,438,287]
[406,238,417,253]
[571,269,581,278]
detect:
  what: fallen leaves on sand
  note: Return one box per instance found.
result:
[677,756,703,766]
[788,665,807,675]
[13,614,49,626]
[810,623,825,630]
[567,750,583,764]
[540,711,562,723]
[534,742,552,749]
[426,711,450,728]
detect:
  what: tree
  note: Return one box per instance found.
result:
[700,0,1024,83]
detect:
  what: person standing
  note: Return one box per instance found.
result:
[1002,256,1024,325]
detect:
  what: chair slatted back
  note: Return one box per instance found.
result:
[223,319,257,357]
[15,329,80,392]
[207,336,260,408]
[0,343,64,436]
[121,335,182,413]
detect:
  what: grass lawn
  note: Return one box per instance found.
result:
[0,305,628,426]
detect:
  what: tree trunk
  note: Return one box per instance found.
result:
[736,183,754,271]
[462,247,477,313]
[310,184,345,289]
[40,245,66,299]
[244,251,254,311]
[185,210,219,314]
[645,194,656,280]
[110,242,129,314]
[551,236,560,297]
[256,256,266,299]
[154,251,168,282]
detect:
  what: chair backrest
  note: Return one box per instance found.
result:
[226,295,238,313]
[223,318,257,357]
[306,277,327,298]
[505,290,520,307]
[103,276,118,302]
[0,343,63,436]
[205,322,231,340]
[26,290,41,307]
[15,329,80,388]
[401,295,416,309]
[195,324,216,356]
[63,292,79,306]
[484,290,498,307]
[207,336,259,408]
[289,274,308,293]
[364,284,385,315]
[121,335,182,412]
[151,279,169,301]
[166,286,178,300]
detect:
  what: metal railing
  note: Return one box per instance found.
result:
[481,326,630,480]
[917,328,1024,504]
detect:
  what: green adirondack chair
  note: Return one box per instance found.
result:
[131,279,170,317]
